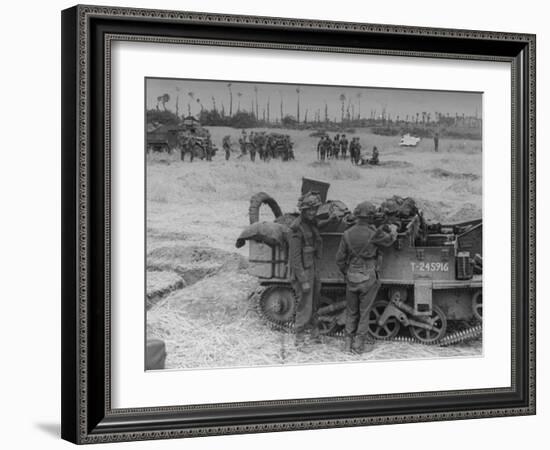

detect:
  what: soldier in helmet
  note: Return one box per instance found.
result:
[333,134,341,159]
[370,146,379,165]
[340,134,349,159]
[325,135,334,160]
[335,201,398,354]
[348,138,356,164]
[248,131,256,162]
[354,138,362,165]
[318,136,328,161]
[289,191,323,350]
[239,130,248,156]
[222,135,232,161]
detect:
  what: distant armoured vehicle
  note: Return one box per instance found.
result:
[236,178,482,345]
[146,135,172,154]
[145,117,217,160]
[176,117,217,160]
[146,122,176,154]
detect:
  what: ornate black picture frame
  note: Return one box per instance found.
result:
[61,4,536,444]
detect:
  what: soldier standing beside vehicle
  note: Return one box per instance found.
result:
[288,192,323,350]
[285,135,295,161]
[186,136,196,162]
[335,202,397,354]
[205,141,213,161]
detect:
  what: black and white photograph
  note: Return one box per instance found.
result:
[145,78,484,371]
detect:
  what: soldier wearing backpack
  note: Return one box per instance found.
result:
[288,191,324,351]
[335,201,398,354]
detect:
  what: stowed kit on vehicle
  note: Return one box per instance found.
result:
[236,178,482,345]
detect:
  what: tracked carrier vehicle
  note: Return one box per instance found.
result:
[239,179,482,345]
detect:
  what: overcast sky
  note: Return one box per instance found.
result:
[146,78,482,121]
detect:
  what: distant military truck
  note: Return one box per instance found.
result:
[146,122,178,154]
[146,116,217,160]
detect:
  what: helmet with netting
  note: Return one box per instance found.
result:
[381,199,399,215]
[298,191,323,211]
[353,201,377,219]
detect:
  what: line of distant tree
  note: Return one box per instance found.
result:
[148,87,482,139]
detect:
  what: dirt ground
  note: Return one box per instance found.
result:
[146,127,482,370]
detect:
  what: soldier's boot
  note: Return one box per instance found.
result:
[295,332,312,353]
[352,335,374,354]
[363,336,375,354]
[344,335,354,354]
[310,327,322,345]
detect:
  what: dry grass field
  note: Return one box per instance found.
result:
[146,126,482,370]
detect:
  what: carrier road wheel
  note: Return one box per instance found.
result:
[258,285,296,324]
[472,290,482,322]
[409,305,447,344]
[367,300,401,340]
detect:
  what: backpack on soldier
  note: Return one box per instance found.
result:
[344,232,377,284]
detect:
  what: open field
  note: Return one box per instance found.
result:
[146,127,482,370]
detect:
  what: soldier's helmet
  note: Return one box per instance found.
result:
[353,201,377,219]
[298,191,323,211]
[381,199,399,215]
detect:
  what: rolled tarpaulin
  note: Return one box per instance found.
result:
[235,221,289,248]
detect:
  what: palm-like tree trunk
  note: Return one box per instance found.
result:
[339,94,346,123]
[296,88,301,123]
[227,83,233,116]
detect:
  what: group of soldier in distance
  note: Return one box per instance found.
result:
[290,191,397,354]
[229,130,296,162]
[316,133,379,165]
[150,126,381,166]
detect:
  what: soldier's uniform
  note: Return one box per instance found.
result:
[354,138,362,165]
[249,132,257,161]
[325,136,333,159]
[285,135,294,161]
[255,133,265,161]
[288,192,323,349]
[222,135,231,160]
[239,130,247,156]
[333,135,341,159]
[187,137,195,162]
[340,135,349,159]
[370,146,379,165]
[349,139,356,164]
[335,202,397,353]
